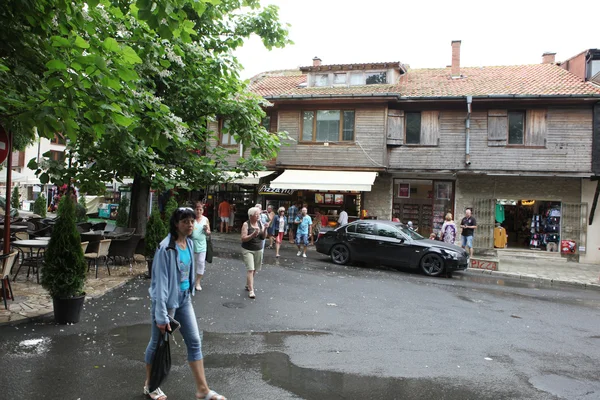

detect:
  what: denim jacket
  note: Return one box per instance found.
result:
[148,234,195,325]
[273,214,288,234]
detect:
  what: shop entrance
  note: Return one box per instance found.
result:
[392,179,454,239]
[495,200,562,251]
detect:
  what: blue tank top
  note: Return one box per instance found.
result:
[177,245,191,291]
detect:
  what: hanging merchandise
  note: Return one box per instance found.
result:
[495,203,505,223]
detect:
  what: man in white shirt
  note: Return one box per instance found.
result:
[338,208,348,226]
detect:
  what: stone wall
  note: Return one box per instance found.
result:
[364,173,392,220]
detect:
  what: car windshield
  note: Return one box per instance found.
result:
[393,223,424,240]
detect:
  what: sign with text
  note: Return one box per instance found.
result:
[258,185,294,196]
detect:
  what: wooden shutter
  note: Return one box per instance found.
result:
[526,109,547,147]
[386,109,404,146]
[487,110,507,146]
[420,111,440,146]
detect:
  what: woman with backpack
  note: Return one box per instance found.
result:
[440,213,457,245]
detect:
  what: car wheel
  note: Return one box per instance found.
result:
[330,244,350,265]
[420,253,445,277]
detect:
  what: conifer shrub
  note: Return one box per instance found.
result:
[41,195,87,298]
[116,196,129,228]
[11,185,19,215]
[145,206,167,259]
[33,194,47,217]
[163,196,178,223]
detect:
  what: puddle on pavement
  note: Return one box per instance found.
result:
[529,374,600,399]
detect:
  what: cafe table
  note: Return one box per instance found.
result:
[11,240,50,283]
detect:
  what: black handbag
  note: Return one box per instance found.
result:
[148,332,171,392]
[206,235,213,264]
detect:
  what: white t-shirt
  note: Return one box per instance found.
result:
[338,211,348,226]
[279,216,285,232]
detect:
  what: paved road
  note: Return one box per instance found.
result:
[1,247,599,399]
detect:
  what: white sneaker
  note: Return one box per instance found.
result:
[297,251,302,256]
[302,253,307,258]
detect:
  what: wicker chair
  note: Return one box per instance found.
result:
[107,234,142,271]
[91,222,107,231]
[1,251,19,309]
[85,239,112,278]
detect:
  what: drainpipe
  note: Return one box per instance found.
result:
[465,95,472,166]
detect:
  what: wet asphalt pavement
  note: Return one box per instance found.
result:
[1,245,600,400]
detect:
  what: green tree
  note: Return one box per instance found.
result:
[76,195,87,223]
[33,194,47,217]
[11,185,19,213]
[163,196,179,223]
[115,196,129,228]
[41,195,86,298]
[145,206,167,259]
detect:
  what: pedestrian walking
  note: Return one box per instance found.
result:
[294,207,312,258]
[460,208,477,257]
[273,207,288,257]
[218,198,230,234]
[337,207,348,227]
[144,207,226,400]
[266,204,276,249]
[287,202,299,244]
[241,207,268,299]
[191,202,211,291]
[440,213,457,245]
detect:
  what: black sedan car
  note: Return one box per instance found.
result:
[316,220,469,276]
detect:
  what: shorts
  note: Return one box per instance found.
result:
[220,216,229,223]
[295,233,309,246]
[242,248,263,271]
[276,232,284,244]
[194,252,206,275]
[461,235,474,248]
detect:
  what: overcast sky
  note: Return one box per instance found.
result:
[234,0,599,79]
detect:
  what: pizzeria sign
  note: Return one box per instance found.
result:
[258,185,294,196]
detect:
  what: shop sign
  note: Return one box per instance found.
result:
[521,200,535,206]
[118,185,132,192]
[258,185,294,196]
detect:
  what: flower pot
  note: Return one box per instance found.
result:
[52,294,85,324]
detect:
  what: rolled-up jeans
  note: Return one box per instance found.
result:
[144,290,203,364]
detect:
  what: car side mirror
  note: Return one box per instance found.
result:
[396,237,405,243]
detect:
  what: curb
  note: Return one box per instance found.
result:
[0,273,145,327]
[465,268,600,291]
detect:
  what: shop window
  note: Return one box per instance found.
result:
[220,120,237,146]
[508,111,525,145]
[301,110,355,143]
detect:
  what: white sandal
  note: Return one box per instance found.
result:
[199,389,226,400]
[144,386,167,400]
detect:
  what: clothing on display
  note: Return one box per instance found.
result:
[495,203,505,223]
[494,226,507,248]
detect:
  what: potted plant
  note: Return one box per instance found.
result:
[11,185,20,216]
[33,194,47,217]
[145,206,167,278]
[41,195,87,324]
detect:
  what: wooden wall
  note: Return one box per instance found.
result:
[388,108,593,173]
[276,107,387,168]
[207,120,243,166]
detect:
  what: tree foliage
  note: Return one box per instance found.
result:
[76,195,88,223]
[11,185,19,212]
[145,206,167,259]
[33,194,47,217]
[41,195,87,298]
[163,196,179,223]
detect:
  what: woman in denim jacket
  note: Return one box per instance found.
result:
[143,208,226,400]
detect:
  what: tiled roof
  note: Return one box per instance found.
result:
[248,64,600,98]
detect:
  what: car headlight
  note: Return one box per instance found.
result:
[442,249,460,259]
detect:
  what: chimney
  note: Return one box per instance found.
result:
[451,40,461,77]
[542,52,556,64]
[312,56,322,67]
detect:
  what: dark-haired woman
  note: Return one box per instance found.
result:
[144,208,226,400]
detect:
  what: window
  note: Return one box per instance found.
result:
[346,224,356,233]
[50,150,65,162]
[220,120,237,146]
[366,72,387,84]
[315,74,328,87]
[301,110,355,142]
[355,222,376,235]
[508,111,525,145]
[51,135,67,145]
[333,73,347,84]
[405,112,421,144]
[350,73,363,86]
[377,224,399,239]
[262,116,271,132]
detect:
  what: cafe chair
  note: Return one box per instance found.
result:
[85,239,112,278]
[107,234,141,271]
[91,222,107,232]
[80,241,89,254]
[13,231,29,241]
[113,227,136,235]
[1,251,19,309]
